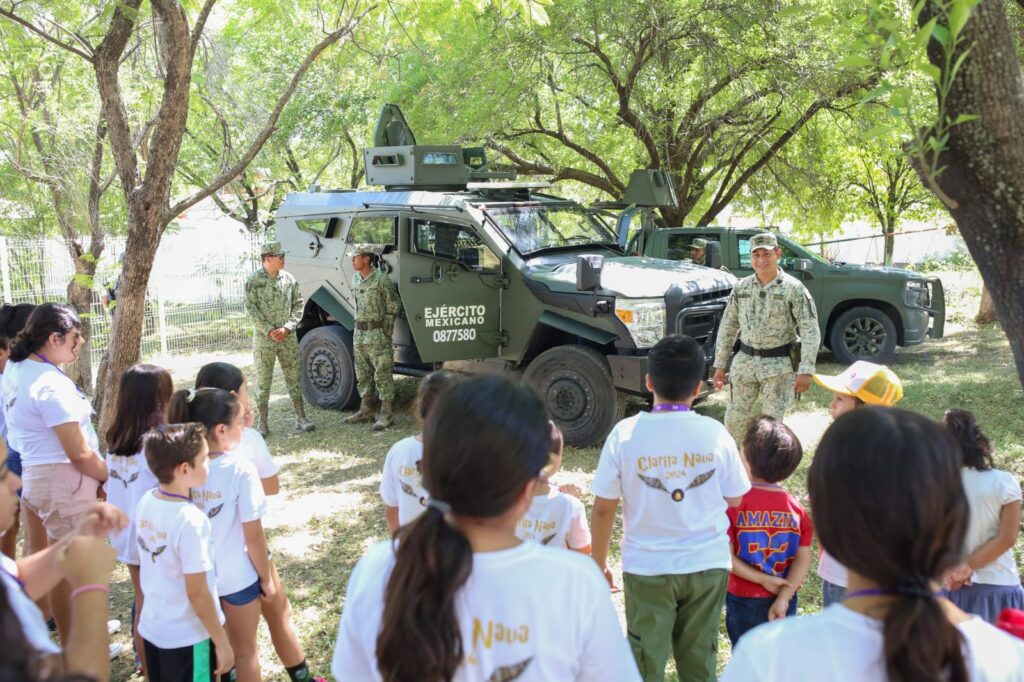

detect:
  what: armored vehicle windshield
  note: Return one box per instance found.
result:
[484,204,621,255]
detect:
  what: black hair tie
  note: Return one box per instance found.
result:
[895,576,935,598]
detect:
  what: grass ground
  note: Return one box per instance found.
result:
[106,269,1023,681]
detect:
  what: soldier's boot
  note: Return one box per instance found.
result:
[293,400,316,433]
[256,406,270,438]
[372,400,394,432]
[342,398,375,424]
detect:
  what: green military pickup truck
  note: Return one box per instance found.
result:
[631,227,945,365]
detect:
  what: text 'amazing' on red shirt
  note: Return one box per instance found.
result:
[727,485,814,599]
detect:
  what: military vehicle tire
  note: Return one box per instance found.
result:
[829,306,897,365]
[524,345,627,447]
[299,325,360,410]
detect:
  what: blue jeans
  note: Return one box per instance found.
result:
[726,592,798,646]
[821,579,847,607]
[6,445,22,498]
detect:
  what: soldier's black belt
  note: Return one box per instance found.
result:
[738,341,792,358]
[356,320,383,330]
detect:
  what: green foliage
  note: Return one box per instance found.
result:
[907,249,976,272]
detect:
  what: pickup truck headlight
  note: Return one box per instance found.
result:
[904,281,930,307]
[614,298,665,348]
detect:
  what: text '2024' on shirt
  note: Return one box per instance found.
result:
[332,540,641,681]
[591,410,751,576]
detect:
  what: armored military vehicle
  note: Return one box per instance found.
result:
[629,226,945,364]
[274,105,735,445]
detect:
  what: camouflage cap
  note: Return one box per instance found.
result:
[260,241,287,257]
[691,238,708,250]
[750,232,779,252]
[347,243,383,257]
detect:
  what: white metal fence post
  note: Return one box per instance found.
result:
[0,237,11,304]
[158,279,169,358]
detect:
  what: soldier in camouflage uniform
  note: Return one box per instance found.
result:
[342,244,401,431]
[712,232,820,442]
[689,237,707,265]
[244,241,315,436]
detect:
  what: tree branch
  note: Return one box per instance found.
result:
[190,0,217,60]
[0,8,94,62]
[167,4,375,221]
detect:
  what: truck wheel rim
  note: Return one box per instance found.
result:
[308,350,338,390]
[546,374,593,423]
[843,318,886,356]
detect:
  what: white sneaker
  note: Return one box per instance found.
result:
[108,642,124,660]
[107,619,121,635]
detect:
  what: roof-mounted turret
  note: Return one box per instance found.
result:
[364,104,517,191]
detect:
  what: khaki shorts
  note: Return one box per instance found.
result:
[21,463,99,541]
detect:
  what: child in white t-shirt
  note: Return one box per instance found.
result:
[380,370,461,533]
[722,407,1024,682]
[193,361,325,682]
[591,334,750,682]
[516,423,591,553]
[136,422,235,681]
[943,409,1024,623]
[168,388,270,682]
[811,361,904,606]
[334,376,640,681]
[104,363,173,673]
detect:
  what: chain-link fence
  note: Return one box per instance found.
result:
[0,232,262,368]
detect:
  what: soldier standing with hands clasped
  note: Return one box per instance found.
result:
[343,244,400,431]
[712,232,820,442]
[244,241,316,437]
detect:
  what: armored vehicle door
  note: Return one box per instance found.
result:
[397,217,505,362]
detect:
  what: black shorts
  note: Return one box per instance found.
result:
[143,638,236,682]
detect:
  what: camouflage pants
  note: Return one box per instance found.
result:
[724,351,795,443]
[353,329,394,402]
[253,334,305,417]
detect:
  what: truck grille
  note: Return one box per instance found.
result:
[665,286,732,361]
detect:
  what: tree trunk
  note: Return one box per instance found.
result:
[975,284,997,324]
[64,256,99,394]
[918,0,1024,387]
[883,228,895,267]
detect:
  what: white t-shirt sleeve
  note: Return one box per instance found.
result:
[379,444,400,507]
[576,563,642,681]
[591,426,623,500]
[566,496,592,550]
[237,461,268,523]
[717,428,751,498]
[35,375,83,428]
[332,546,386,680]
[178,511,215,575]
[246,430,279,478]
[999,471,1023,505]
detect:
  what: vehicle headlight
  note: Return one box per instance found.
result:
[904,281,930,307]
[614,298,665,348]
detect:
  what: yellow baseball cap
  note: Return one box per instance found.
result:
[813,361,904,406]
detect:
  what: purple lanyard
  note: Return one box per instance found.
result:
[157,489,192,503]
[846,588,943,599]
[35,352,87,400]
[651,404,691,413]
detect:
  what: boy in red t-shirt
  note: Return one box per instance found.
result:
[726,416,813,645]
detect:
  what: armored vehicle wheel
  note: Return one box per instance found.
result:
[299,325,360,410]
[829,306,897,365]
[524,345,627,448]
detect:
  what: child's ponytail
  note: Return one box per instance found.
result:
[375,376,551,682]
[167,387,239,432]
[810,407,969,682]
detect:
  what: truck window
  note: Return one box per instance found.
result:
[348,215,396,246]
[667,233,718,265]
[737,235,799,268]
[296,217,337,238]
[412,219,500,270]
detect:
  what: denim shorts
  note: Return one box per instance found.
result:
[5,446,22,498]
[220,579,260,606]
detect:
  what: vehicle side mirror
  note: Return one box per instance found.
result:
[793,258,813,273]
[705,241,722,270]
[577,255,604,291]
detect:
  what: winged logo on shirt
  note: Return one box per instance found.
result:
[206,503,224,519]
[400,482,427,507]
[486,658,532,682]
[108,469,139,489]
[137,536,167,563]
[637,468,716,503]
[540,533,556,546]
